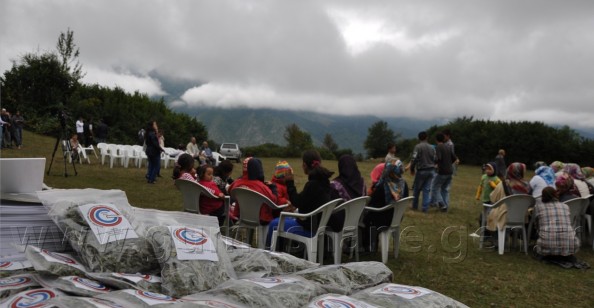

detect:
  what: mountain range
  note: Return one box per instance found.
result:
[169,106,444,155]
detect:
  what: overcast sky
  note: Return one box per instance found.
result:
[1,0,593,130]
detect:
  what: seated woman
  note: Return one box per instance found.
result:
[228,157,279,225]
[329,154,366,231]
[582,167,594,188]
[555,173,581,202]
[362,159,407,252]
[533,187,580,262]
[504,162,530,195]
[213,159,234,195]
[266,150,335,249]
[368,162,386,195]
[562,163,592,197]
[529,166,556,198]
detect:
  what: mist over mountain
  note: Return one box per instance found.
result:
[169,106,442,154]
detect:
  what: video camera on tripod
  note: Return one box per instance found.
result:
[46,108,78,177]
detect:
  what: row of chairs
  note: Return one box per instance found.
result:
[479,194,593,255]
[96,143,177,169]
[174,178,411,264]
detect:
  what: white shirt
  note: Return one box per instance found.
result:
[76,120,84,133]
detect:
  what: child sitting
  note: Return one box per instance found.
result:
[197,164,226,226]
[172,153,196,181]
[271,160,295,213]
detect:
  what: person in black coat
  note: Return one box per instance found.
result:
[144,120,164,184]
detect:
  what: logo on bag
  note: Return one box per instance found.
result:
[381,285,421,295]
[314,298,357,308]
[9,289,56,308]
[0,261,11,268]
[41,249,78,265]
[0,276,32,288]
[136,290,176,302]
[70,277,110,292]
[173,228,208,245]
[88,205,123,227]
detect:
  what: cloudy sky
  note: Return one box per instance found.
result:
[1,0,593,130]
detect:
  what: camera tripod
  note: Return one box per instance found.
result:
[46,128,78,177]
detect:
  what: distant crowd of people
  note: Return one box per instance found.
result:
[0,108,25,149]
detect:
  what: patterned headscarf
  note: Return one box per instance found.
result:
[550,161,565,173]
[562,163,585,181]
[582,167,593,180]
[535,166,556,186]
[555,173,576,195]
[506,162,529,194]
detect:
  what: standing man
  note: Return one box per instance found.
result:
[76,116,85,145]
[1,109,12,148]
[430,133,459,212]
[12,111,24,149]
[410,131,436,213]
[442,129,459,206]
[494,149,507,180]
[95,119,109,143]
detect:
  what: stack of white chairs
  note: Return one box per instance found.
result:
[96,143,109,165]
[132,145,147,168]
[107,144,125,168]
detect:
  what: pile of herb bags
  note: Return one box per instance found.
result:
[0,188,470,307]
[37,189,159,273]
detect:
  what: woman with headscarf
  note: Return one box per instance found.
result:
[328,155,367,232]
[562,163,592,197]
[533,187,580,261]
[228,157,279,225]
[529,166,556,198]
[582,167,594,187]
[555,173,580,202]
[550,161,565,176]
[505,162,530,195]
[362,159,409,251]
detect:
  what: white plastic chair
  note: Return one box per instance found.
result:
[229,187,289,249]
[77,146,90,164]
[107,144,125,168]
[325,196,370,264]
[271,199,342,262]
[481,194,535,255]
[161,147,177,169]
[120,145,136,168]
[132,145,147,168]
[174,179,230,236]
[565,196,591,243]
[81,144,98,159]
[364,196,413,264]
[96,143,109,165]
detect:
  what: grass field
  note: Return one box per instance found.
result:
[2,131,593,307]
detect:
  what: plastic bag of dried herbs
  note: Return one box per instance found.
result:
[182,275,325,308]
[46,296,126,308]
[34,274,112,297]
[37,189,160,273]
[86,272,162,294]
[293,261,393,295]
[0,273,40,301]
[0,260,34,278]
[227,247,319,279]
[306,294,379,308]
[1,288,66,308]
[133,208,236,298]
[351,283,470,308]
[25,245,88,277]
[94,289,181,307]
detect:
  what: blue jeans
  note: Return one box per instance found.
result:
[431,174,452,208]
[266,217,312,249]
[146,154,160,182]
[412,169,435,211]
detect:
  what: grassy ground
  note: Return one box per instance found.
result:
[2,131,593,307]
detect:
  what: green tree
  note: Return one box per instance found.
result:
[284,123,314,157]
[363,121,396,159]
[56,28,84,83]
[323,133,338,154]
